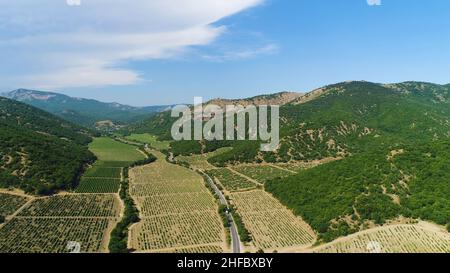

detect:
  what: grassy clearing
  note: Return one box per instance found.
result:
[206,168,257,192]
[125,134,171,150]
[314,224,450,253]
[231,165,294,184]
[89,137,145,162]
[230,190,316,251]
[128,151,225,252]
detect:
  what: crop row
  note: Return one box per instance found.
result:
[128,155,225,252]
[315,224,450,253]
[0,193,29,217]
[0,217,114,253]
[18,194,120,217]
[155,245,224,253]
[231,190,316,250]
[137,193,217,217]
[130,212,223,251]
[206,168,256,192]
[84,166,122,179]
[75,178,121,194]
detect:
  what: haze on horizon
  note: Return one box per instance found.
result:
[1,0,449,106]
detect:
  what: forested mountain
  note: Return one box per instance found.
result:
[125,81,450,241]
[0,97,95,195]
[2,89,172,127]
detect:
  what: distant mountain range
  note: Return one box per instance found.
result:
[1,89,174,128]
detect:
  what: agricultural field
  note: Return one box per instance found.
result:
[131,212,224,251]
[176,147,232,170]
[230,190,316,251]
[0,194,121,253]
[125,133,171,150]
[154,245,224,253]
[95,161,131,168]
[231,165,294,184]
[177,154,216,170]
[128,151,225,253]
[75,178,121,194]
[206,168,257,192]
[76,137,134,194]
[84,166,122,179]
[89,137,145,162]
[137,193,217,217]
[0,218,112,253]
[314,223,450,253]
[18,194,120,217]
[0,193,30,218]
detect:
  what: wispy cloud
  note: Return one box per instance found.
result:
[0,0,263,89]
[202,43,279,62]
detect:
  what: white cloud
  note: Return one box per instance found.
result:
[367,0,381,6]
[0,0,263,89]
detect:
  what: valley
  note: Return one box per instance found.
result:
[0,81,449,253]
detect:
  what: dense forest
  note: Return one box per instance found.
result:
[266,139,450,242]
[0,97,95,194]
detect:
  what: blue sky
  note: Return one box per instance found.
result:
[1,0,450,105]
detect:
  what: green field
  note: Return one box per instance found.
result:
[84,166,122,179]
[125,134,171,150]
[75,178,121,194]
[89,137,145,162]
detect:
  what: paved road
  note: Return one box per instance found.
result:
[204,173,241,253]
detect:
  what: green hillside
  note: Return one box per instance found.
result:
[124,81,450,241]
[0,97,95,195]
